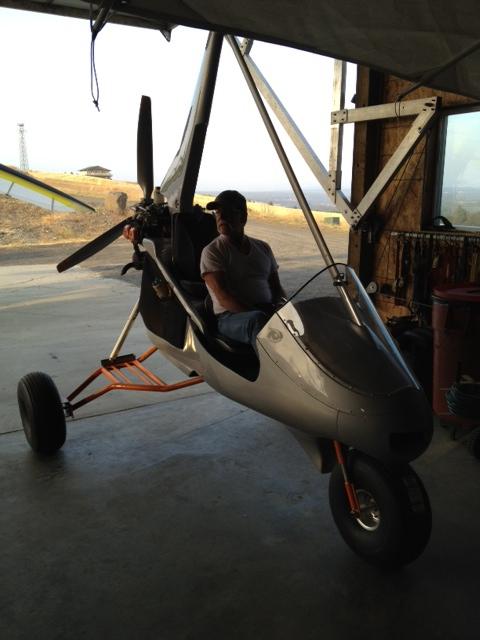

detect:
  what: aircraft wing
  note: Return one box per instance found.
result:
[0,164,95,214]
[2,1,480,99]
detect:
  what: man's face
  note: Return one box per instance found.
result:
[213,207,246,236]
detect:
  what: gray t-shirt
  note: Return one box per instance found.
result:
[200,235,279,314]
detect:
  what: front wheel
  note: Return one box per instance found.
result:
[17,372,66,454]
[329,453,431,568]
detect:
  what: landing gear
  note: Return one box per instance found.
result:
[17,372,66,454]
[329,453,431,568]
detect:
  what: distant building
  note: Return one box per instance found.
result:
[78,165,112,179]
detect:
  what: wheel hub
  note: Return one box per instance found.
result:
[354,488,381,531]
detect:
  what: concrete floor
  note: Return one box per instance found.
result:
[1,229,480,639]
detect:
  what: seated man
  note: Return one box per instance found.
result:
[200,190,286,348]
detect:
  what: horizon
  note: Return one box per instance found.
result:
[18,160,352,198]
[10,167,346,212]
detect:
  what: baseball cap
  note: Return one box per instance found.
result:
[205,190,247,213]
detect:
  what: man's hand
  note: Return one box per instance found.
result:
[203,271,249,313]
[123,224,139,244]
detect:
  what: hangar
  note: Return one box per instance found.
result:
[1,2,480,638]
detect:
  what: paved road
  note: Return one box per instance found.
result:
[0,219,349,295]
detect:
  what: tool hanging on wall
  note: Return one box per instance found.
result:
[381,231,480,312]
[393,236,411,305]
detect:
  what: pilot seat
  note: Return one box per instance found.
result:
[139,206,258,375]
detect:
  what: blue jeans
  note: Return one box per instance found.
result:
[217,310,269,348]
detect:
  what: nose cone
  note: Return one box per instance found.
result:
[337,386,433,465]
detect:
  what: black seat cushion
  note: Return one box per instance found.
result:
[202,294,254,354]
[172,207,217,281]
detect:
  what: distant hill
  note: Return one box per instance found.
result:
[30,171,143,207]
[198,188,350,213]
[244,189,340,212]
[31,174,347,216]
[0,172,348,247]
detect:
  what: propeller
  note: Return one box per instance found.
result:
[56,95,154,273]
[56,218,131,272]
[137,95,154,200]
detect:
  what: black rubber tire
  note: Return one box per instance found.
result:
[329,453,431,569]
[467,427,480,460]
[17,372,66,453]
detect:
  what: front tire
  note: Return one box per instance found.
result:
[17,372,66,454]
[329,453,431,568]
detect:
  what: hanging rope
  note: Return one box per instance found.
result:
[89,2,115,111]
[90,35,100,110]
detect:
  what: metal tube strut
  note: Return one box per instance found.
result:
[236,37,439,229]
[65,347,203,414]
[227,35,361,326]
[238,38,354,223]
[227,36,334,269]
[329,60,346,195]
[109,299,140,360]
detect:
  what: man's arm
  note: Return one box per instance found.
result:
[203,271,250,313]
[268,270,287,304]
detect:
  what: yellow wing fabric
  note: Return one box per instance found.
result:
[0,164,95,214]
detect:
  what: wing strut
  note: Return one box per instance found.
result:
[226,35,361,327]
[236,38,438,228]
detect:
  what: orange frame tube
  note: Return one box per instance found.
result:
[66,347,203,413]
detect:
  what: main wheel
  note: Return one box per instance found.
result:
[329,453,431,568]
[17,372,66,453]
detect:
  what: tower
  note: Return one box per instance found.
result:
[18,123,29,172]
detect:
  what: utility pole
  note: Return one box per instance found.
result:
[18,123,29,172]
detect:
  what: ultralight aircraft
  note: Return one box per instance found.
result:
[15,26,438,569]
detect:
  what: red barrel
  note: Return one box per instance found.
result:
[432,285,480,423]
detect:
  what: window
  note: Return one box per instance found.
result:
[436,107,480,229]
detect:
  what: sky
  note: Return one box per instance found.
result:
[0,7,356,192]
[443,110,480,188]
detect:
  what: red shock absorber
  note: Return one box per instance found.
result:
[333,440,361,515]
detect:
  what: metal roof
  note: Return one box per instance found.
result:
[2,0,480,99]
[79,166,111,172]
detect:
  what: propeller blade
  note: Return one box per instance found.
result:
[137,95,154,200]
[56,217,131,273]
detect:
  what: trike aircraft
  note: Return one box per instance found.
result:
[12,1,480,568]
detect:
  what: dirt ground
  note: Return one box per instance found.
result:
[0,172,347,248]
[0,196,126,246]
